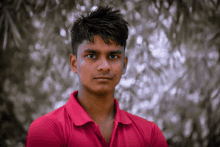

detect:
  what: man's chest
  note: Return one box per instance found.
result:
[98,120,114,145]
[66,123,148,147]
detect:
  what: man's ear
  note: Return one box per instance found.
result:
[69,54,77,74]
[122,56,128,75]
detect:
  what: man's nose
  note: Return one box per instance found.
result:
[97,57,111,72]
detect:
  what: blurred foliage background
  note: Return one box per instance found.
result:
[0,0,220,146]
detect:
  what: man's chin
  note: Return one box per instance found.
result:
[91,87,114,96]
[82,84,114,96]
[94,89,111,95]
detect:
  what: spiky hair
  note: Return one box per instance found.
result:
[70,5,129,57]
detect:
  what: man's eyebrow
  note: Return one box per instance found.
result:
[110,50,122,54]
[83,49,122,54]
[83,49,97,54]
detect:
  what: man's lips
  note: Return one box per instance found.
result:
[94,77,112,79]
[94,76,113,81]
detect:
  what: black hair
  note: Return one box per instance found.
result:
[70,5,129,57]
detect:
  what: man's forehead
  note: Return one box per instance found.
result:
[77,40,124,53]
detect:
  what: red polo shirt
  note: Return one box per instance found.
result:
[26,91,168,147]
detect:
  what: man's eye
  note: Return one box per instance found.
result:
[86,54,96,59]
[109,54,118,59]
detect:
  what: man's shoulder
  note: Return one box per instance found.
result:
[121,110,168,145]
[121,110,154,127]
[26,106,67,147]
[30,104,67,128]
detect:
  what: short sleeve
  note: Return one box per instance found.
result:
[25,116,64,147]
[150,123,169,147]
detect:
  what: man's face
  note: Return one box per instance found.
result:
[69,35,128,95]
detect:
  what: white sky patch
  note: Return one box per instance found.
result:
[55,0,60,5]
[61,87,75,99]
[126,1,133,11]
[162,16,172,28]
[173,50,186,63]
[200,114,209,138]
[126,64,131,72]
[151,94,159,106]
[67,13,74,22]
[144,88,150,95]
[208,51,219,59]
[157,119,163,129]
[42,77,51,92]
[81,6,86,11]
[150,47,168,58]
[154,105,160,115]
[137,35,143,44]
[119,78,135,88]
[64,40,70,44]
[212,98,219,111]
[164,83,172,91]
[129,27,136,35]
[120,9,126,15]
[30,51,40,61]
[164,1,169,8]
[136,63,147,73]
[35,43,41,50]
[60,29,66,37]
[149,30,169,60]
[200,115,206,126]
[54,101,66,109]
[115,84,120,90]
[143,75,149,82]
[131,105,139,114]
[139,100,150,109]
[171,115,179,123]
[135,12,141,19]
[149,44,154,49]
[151,4,159,14]
[187,92,199,104]
[169,4,177,16]
[53,56,59,64]
[55,83,62,91]
[154,62,161,68]
[62,10,66,15]
[33,20,40,28]
[76,4,81,10]
[184,119,192,137]
[146,116,154,122]
[169,57,174,68]
[69,71,75,78]
[211,89,218,98]
[123,92,130,102]
[137,89,144,97]
[139,94,159,110]
[139,82,144,87]
[170,88,176,95]
[91,6,97,11]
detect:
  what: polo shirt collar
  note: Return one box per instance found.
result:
[65,91,132,126]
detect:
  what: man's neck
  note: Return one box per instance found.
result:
[77,88,115,124]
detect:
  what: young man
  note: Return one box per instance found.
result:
[26,6,168,147]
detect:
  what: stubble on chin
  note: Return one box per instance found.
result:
[84,83,114,96]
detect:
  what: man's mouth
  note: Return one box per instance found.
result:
[95,76,112,79]
[94,76,113,81]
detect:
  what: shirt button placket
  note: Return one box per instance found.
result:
[93,124,108,147]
